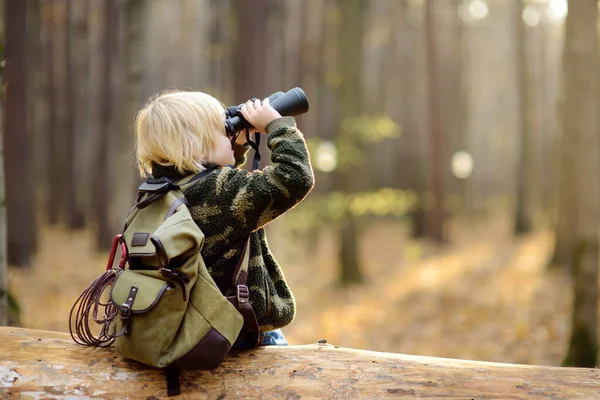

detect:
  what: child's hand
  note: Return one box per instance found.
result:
[240,97,282,133]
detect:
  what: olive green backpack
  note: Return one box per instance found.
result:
[69,167,260,396]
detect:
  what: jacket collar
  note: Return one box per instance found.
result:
[150,162,219,181]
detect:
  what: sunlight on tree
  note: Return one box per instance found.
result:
[523,5,541,27]
[546,0,568,23]
[459,0,489,23]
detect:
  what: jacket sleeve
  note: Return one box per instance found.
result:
[213,117,315,234]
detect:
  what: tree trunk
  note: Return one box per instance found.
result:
[109,0,145,237]
[62,0,83,229]
[49,0,71,227]
[65,0,88,229]
[26,0,45,219]
[232,0,268,168]
[43,1,59,225]
[81,0,103,225]
[3,0,37,266]
[561,0,599,368]
[336,0,366,285]
[549,4,577,269]
[406,2,429,239]
[424,0,446,244]
[0,29,6,325]
[94,0,120,251]
[514,0,534,235]
[2,327,600,399]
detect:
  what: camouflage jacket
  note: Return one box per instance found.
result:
[151,117,315,331]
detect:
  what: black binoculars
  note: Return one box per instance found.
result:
[224,87,309,135]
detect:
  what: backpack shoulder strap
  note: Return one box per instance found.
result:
[176,165,221,194]
[231,238,251,286]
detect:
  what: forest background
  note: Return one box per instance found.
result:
[2,0,600,369]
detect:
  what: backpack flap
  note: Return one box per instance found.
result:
[110,269,171,314]
[124,192,202,268]
[152,203,204,263]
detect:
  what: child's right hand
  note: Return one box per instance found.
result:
[240,97,282,133]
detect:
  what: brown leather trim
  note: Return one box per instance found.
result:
[129,284,172,314]
[109,272,172,314]
[227,296,260,347]
[170,328,231,370]
[131,232,149,246]
[127,252,156,257]
[150,235,169,268]
[164,197,189,220]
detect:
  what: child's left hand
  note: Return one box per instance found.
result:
[240,98,282,134]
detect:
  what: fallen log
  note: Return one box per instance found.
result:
[1,327,599,399]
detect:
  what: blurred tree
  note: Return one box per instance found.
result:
[42,1,58,224]
[381,0,409,190]
[232,0,269,167]
[27,0,46,217]
[63,0,86,229]
[108,0,146,237]
[513,0,533,235]
[66,0,89,229]
[405,1,429,239]
[425,0,446,244]
[440,0,466,212]
[3,0,37,266]
[550,32,576,267]
[560,0,599,368]
[82,0,103,224]
[336,0,366,284]
[208,0,235,101]
[48,0,71,227]
[0,28,7,325]
[94,0,120,250]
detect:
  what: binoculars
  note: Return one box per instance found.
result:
[224,87,309,135]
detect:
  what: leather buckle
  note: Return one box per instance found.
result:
[237,285,250,303]
[120,303,131,319]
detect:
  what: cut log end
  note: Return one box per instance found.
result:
[1,327,599,399]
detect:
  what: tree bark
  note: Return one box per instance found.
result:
[561,0,599,368]
[2,327,600,399]
[3,0,37,266]
[514,0,534,235]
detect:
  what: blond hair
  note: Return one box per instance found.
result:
[135,90,226,177]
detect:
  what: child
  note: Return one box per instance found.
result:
[135,90,314,347]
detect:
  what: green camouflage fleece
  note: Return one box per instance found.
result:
[151,117,314,332]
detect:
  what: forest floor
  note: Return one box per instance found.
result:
[8,210,572,367]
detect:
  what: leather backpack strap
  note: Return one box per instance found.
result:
[231,238,251,286]
[165,367,180,396]
[227,237,260,347]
